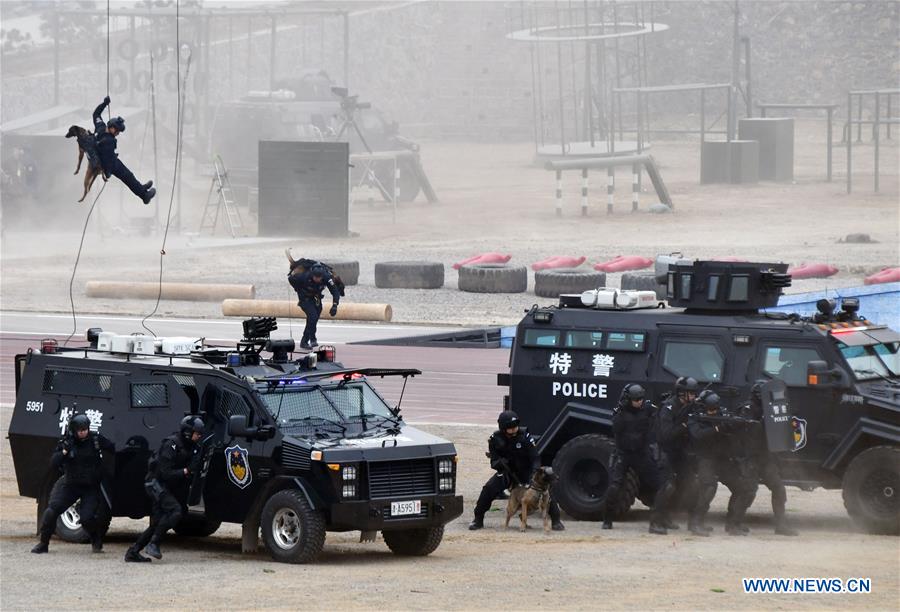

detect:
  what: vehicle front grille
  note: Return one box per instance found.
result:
[381,502,430,521]
[280,441,311,471]
[368,458,435,499]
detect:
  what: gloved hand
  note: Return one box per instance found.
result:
[329,304,338,317]
[103,96,111,105]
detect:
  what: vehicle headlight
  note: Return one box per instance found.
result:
[438,458,454,474]
[342,484,356,498]
[439,477,454,492]
[342,465,357,481]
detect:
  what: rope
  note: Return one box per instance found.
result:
[142,0,187,336]
[106,0,110,119]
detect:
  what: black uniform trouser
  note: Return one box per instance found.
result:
[753,456,788,521]
[298,297,322,344]
[39,480,104,544]
[692,456,757,525]
[604,451,673,523]
[131,488,183,551]
[473,472,561,523]
[107,159,148,200]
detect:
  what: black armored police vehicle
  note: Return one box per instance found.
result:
[498,260,900,534]
[9,318,463,563]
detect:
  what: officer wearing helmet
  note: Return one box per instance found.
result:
[288,261,342,349]
[92,96,156,204]
[687,391,757,536]
[468,410,564,531]
[655,376,701,527]
[125,415,205,562]
[32,413,114,554]
[736,380,798,536]
[601,384,673,534]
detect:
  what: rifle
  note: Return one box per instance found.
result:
[487,453,521,487]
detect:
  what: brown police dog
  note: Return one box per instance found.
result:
[65,125,107,202]
[504,466,558,533]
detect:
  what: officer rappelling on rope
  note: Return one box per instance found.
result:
[92,96,156,205]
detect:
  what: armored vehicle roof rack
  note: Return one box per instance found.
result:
[665,260,791,312]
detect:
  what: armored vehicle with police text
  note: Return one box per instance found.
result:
[498,260,900,534]
[9,318,462,563]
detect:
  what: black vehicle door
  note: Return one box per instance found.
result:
[654,332,731,399]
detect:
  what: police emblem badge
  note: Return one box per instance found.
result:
[225,444,252,488]
[790,417,808,452]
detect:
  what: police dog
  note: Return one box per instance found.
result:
[65,125,106,202]
[505,466,558,533]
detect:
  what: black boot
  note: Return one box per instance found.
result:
[468,516,484,531]
[91,535,104,553]
[648,522,668,535]
[142,187,156,205]
[601,519,613,530]
[31,542,49,554]
[300,338,312,350]
[124,547,151,563]
[774,518,798,536]
[142,180,153,190]
[725,522,748,536]
[551,520,565,531]
[662,516,680,530]
[688,516,710,537]
[144,541,162,559]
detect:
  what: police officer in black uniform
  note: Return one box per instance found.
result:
[92,96,156,204]
[32,414,114,554]
[656,376,700,527]
[125,416,205,562]
[468,410,565,531]
[737,381,799,536]
[688,392,757,536]
[288,262,342,349]
[601,384,673,534]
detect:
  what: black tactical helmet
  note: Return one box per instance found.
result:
[675,376,700,394]
[69,414,91,434]
[625,384,646,401]
[750,380,766,401]
[107,116,126,132]
[310,263,326,277]
[497,410,520,430]
[702,392,721,410]
[180,415,205,439]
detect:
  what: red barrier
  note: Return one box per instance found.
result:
[532,256,587,271]
[864,267,900,285]
[594,256,654,273]
[453,252,512,270]
[788,263,839,279]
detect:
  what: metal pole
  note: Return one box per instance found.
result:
[246,17,252,92]
[343,12,350,89]
[228,17,234,98]
[856,93,863,142]
[581,167,588,216]
[269,16,277,90]
[568,1,579,141]
[887,94,893,139]
[847,92,852,194]
[728,0,740,141]
[583,0,594,147]
[631,163,639,212]
[636,90,643,152]
[742,36,752,117]
[555,2,567,155]
[129,16,136,105]
[826,106,833,182]
[53,11,60,107]
[535,4,546,148]
[612,2,622,140]
[606,166,614,214]
[527,4,539,154]
[874,93,880,192]
[555,169,563,217]
[700,88,706,143]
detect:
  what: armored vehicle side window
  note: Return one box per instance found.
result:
[219,389,254,425]
[131,383,168,408]
[523,329,560,347]
[606,332,646,352]
[662,340,724,381]
[727,275,750,302]
[763,346,822,386]
[565,331,603,349]
[42,368,113,397]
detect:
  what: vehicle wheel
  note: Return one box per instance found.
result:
[842,446,900,535]
[534,268,606,298]
[552,434,637,521]
[382,525,444,556]
[260,490,326,564]
[173,514,222,537]
[319,259,359,286]
[458,264,527,294]
[620,272,666,300]
[375,261,444,289]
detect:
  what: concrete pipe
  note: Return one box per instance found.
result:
[222,299,393,322]
[86,281,256,301]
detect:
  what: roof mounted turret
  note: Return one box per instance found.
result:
[665,260,791,312]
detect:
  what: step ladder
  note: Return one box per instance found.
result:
[199,155,243,237]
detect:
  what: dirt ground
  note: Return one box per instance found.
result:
[1,415,898,610]
[1,120,897,326]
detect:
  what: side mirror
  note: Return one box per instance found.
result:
[807,361,849,388]
[228,414,256,438]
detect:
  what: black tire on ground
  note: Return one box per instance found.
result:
[260,489,327,563]
[620,272,666,300]
[552,434,637,521]
[319,259,359,286]
[458,264,527,294]
[534,268,606,298]
[842,446,900,535]
[374,261,444,289]
[173,514,222,537]
[43,478,112,543]
[382,525,445,556]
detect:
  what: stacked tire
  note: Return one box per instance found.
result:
[534,268,606,298]
[458,264,527,294]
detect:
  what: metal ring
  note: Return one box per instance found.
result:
[271,508,301,549]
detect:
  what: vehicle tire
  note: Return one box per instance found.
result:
[319,259,359,286]
[374,261,444,289]
[534,268,606,298]
[382,525,444,556]
[173,514,222,537]
[620,272,666,300]
[260,489,326,564]
[842,446,900,535]
[552,434,637,521]
[458,264,527,294]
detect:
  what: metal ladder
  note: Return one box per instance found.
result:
[199,155,243,237]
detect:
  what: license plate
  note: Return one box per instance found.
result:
[390,500,421,516]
